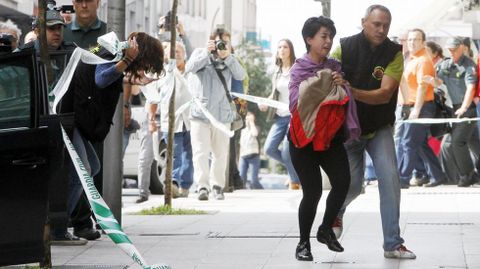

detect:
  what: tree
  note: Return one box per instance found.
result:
[235,42,272,151]
[164,0,178,206]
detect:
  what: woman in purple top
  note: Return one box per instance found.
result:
[289,16,359,261]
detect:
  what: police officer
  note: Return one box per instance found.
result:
[23,9,84,245]
[436,37,478,187]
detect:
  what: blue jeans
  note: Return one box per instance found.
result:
[263,115,300,183]
[163,131,194,189]
[339,125,404,251]
[394,105,427,180]
[364,152,377,180]
[239,153,262,189]
[398,102,446,184]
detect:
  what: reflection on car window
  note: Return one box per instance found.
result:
[0,64,30,128]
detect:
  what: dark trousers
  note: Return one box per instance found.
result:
[440,106,477,182]
[289,139,351,243]
[228,130,244,190]
[71,141,103,230]
[398,102,446,184]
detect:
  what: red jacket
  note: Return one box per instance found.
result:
[289,69,349,151]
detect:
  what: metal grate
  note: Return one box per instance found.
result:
[54,265,129,269]
[408,222,474,226]
[408,191,480,195]
[137,233,199,237]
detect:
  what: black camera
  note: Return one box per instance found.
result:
[0,33,14,53]
[47,0,58,11]
[215,40,227,51]
[161,11,178,32]
[60,5,75,13]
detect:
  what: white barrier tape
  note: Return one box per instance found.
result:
[400,117,480,124]
[51,47,116,114]
[231,92,288,110]
[61,126,171,269]
[193,98,234,137]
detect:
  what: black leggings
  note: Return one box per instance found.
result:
[289,140,351,243]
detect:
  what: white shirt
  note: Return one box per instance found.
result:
[274,69,291,117]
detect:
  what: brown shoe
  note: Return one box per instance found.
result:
[289,182,301,190]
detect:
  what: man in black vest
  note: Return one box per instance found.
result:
[63,0,107,241]
[330,5,416,259]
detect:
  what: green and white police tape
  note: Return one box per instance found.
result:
[61,126,171,269]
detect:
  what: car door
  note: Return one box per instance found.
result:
[0,49,51,266]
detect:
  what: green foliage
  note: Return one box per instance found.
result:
[236,41,273,148]
[135,205,208,215]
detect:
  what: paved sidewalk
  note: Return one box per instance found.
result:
[31,185,480,268]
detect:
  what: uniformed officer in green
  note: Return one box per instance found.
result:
[63,0,107,49]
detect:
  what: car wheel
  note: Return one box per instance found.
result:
[149,140,167,194]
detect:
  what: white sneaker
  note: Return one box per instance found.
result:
[384,245,416,259]
[332,217,343,239]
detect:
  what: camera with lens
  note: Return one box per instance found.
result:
[0,33,14,53]
[215,40,227,51]
[161,11,178,32]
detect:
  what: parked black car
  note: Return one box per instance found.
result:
[0,47,73,266]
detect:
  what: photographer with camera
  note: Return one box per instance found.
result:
[186,28,245,201]
[0,19,21,52]
[157,12,193,57]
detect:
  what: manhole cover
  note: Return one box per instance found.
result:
[54,265,129,269]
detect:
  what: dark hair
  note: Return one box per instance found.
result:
[301,16,336,53]
[125,32,164,83]
[363,4,391,20]
[209,27,231,40]
[425,41,443,59]
[410,28,426,41]
[275,39,296,68]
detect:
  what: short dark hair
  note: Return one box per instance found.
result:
[425,41,443,58]
[209,27,231,40]
[363,4,391,20]
[409,28,426,41]
[301,16,336,53]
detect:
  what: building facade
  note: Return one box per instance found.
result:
[3,0,256,49]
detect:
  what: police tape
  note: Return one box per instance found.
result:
[231,92,289,111]
[61,126,171,269]
[192,98,234,137]
[400,117,480,124]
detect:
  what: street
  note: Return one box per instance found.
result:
[40,184,480,269]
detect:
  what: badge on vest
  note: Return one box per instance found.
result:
[372,66,385,80]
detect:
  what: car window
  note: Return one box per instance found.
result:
[0,54,35,130]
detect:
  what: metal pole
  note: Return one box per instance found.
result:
[224,0,232,31]
[103,0,125,224]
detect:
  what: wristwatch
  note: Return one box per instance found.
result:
[124,101,131,109]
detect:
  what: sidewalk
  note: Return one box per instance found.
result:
[44,185,480,268]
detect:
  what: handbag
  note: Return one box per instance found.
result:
[214,68,245,131]
[430,90,453,138]
[266,89,279,122]
[266,69,282,122]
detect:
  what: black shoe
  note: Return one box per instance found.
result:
[316,228,344,252]
[136,195,149,203]
[74,227,101,240]
[457,178,472,187]
[51,232,87,246]
[295,241,313,261]
[424,181,443,187]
